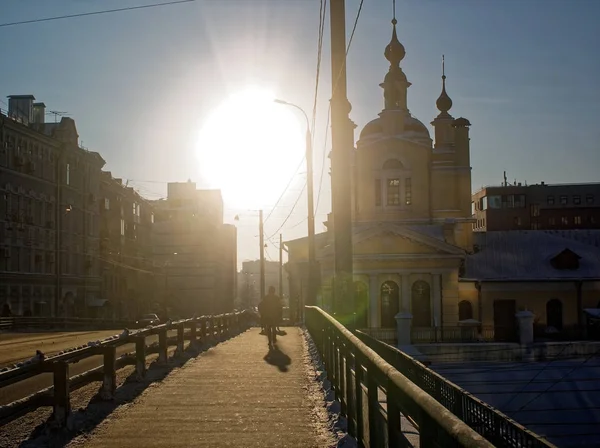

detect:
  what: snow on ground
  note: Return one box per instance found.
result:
[433,358,600,447]
[302,328,357,448]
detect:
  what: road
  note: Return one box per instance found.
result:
[0,330,177,406]
[0,330,125,368]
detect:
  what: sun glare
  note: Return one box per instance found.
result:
[196,87,304,210]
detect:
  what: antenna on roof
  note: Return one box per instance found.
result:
[46,110,68,123]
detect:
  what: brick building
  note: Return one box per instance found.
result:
[0,95,105,316]
[472,182,600,232]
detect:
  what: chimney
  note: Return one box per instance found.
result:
[33,102,46,124]
[8,95,35,124]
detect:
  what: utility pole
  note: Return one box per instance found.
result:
[259,210,265,300]
[278,233,283,299]
[330,0,355,322]
[305,124,316,308]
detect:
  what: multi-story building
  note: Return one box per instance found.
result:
[99,172,155,319]
[0,95,105,316]
[472,182,600,232]
[151,181,236,317]
[238,260,288,308]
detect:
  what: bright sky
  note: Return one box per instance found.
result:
[1,0,599,268]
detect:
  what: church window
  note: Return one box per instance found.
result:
[411,281,431,327]
[380,281,399,327]
[375,179,382,206]
[387,179,400,206]
[382,159,403,170]
[405,178,412,205]
[458,300,473,321]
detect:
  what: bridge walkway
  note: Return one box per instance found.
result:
[68,327,335,448]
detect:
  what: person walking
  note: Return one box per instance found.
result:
[258,286,282,348]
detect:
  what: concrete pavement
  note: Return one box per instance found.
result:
[68,327,334,447]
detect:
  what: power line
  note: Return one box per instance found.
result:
[264,0,326,228]
[266,183,306,240]
[0,0,196,29]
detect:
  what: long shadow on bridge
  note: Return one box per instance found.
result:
[32,328,333,448]
[20,330,240,447]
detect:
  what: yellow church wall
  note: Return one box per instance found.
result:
[441,270,460,325]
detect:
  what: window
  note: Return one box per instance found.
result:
[458,300,473,321]
[530,204,540,217]
[471,202,476,215]
[547,195,555,205]
[549,217,555,226]
[104,198,110,210]
[586,194,594,205]
[573,195,581,205]
[481,196,488,210]
[375,179,381,206]
[382,159,403,170]
[132,202,137,215]
[387,179,400,206]
[531,222,539,230]
[560,195,568,205]
[66,163,70,186]
[561,216,568,225]
[487,195,501,209]
[514,216,522,226]
[589,215,597,224]
[405,178,412,205]
[151,213,154,224]
[574,216,582,225]
[514,194,526,208]
[120,219,125,236]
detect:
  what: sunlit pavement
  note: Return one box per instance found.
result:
[69,327,333,448]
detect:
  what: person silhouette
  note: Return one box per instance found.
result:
[258,286,283,348]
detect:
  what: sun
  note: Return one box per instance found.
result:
[196,87,305,210]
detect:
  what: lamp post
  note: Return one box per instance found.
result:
[274,99,316,315]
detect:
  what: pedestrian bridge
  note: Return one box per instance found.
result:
[0,308,554,447]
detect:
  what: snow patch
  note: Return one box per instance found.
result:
[302,327,357,448]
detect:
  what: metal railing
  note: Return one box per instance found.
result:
[0,316,134,331]
[305,306,495,448]
[0,311,248,427]
[355,330,556,448]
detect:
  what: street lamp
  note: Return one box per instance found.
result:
[274,99,316,316]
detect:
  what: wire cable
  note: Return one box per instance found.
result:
[0,0,196,28]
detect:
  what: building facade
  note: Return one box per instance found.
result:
[0,95,105,316]
[286,20,473,331]
[152,181,236,317]
[99,172,155,319]
[285,19,600,342]
[472,182,600,232]
[237,260,288,309]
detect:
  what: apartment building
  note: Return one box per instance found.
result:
[99,172,155,319]
[0,95,105,316]
[472,182,600,232]
[152,181,236,317]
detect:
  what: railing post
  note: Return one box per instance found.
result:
[177,323,185,354]
[190,319,197,346]
[386,382,404,448]
[135,336,146,380]
[53,361,70,427]
[101,345,116,400]
[367,368,383,448]
[354,351,365,445]
[201,318,208,344]
[158,328,168,363]
[339,342,347,416]
[345,348,356,438]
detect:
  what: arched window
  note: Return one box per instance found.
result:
[546,299,563,330]
[382,159,403,170]
[411,281,431,327]
[380,281,399,328]
[458,300,473,321]
[354,281,369,328]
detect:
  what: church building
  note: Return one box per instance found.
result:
[286,18,600,343]
[286,18,474,334]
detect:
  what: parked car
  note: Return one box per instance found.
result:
[136,313,161,327]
